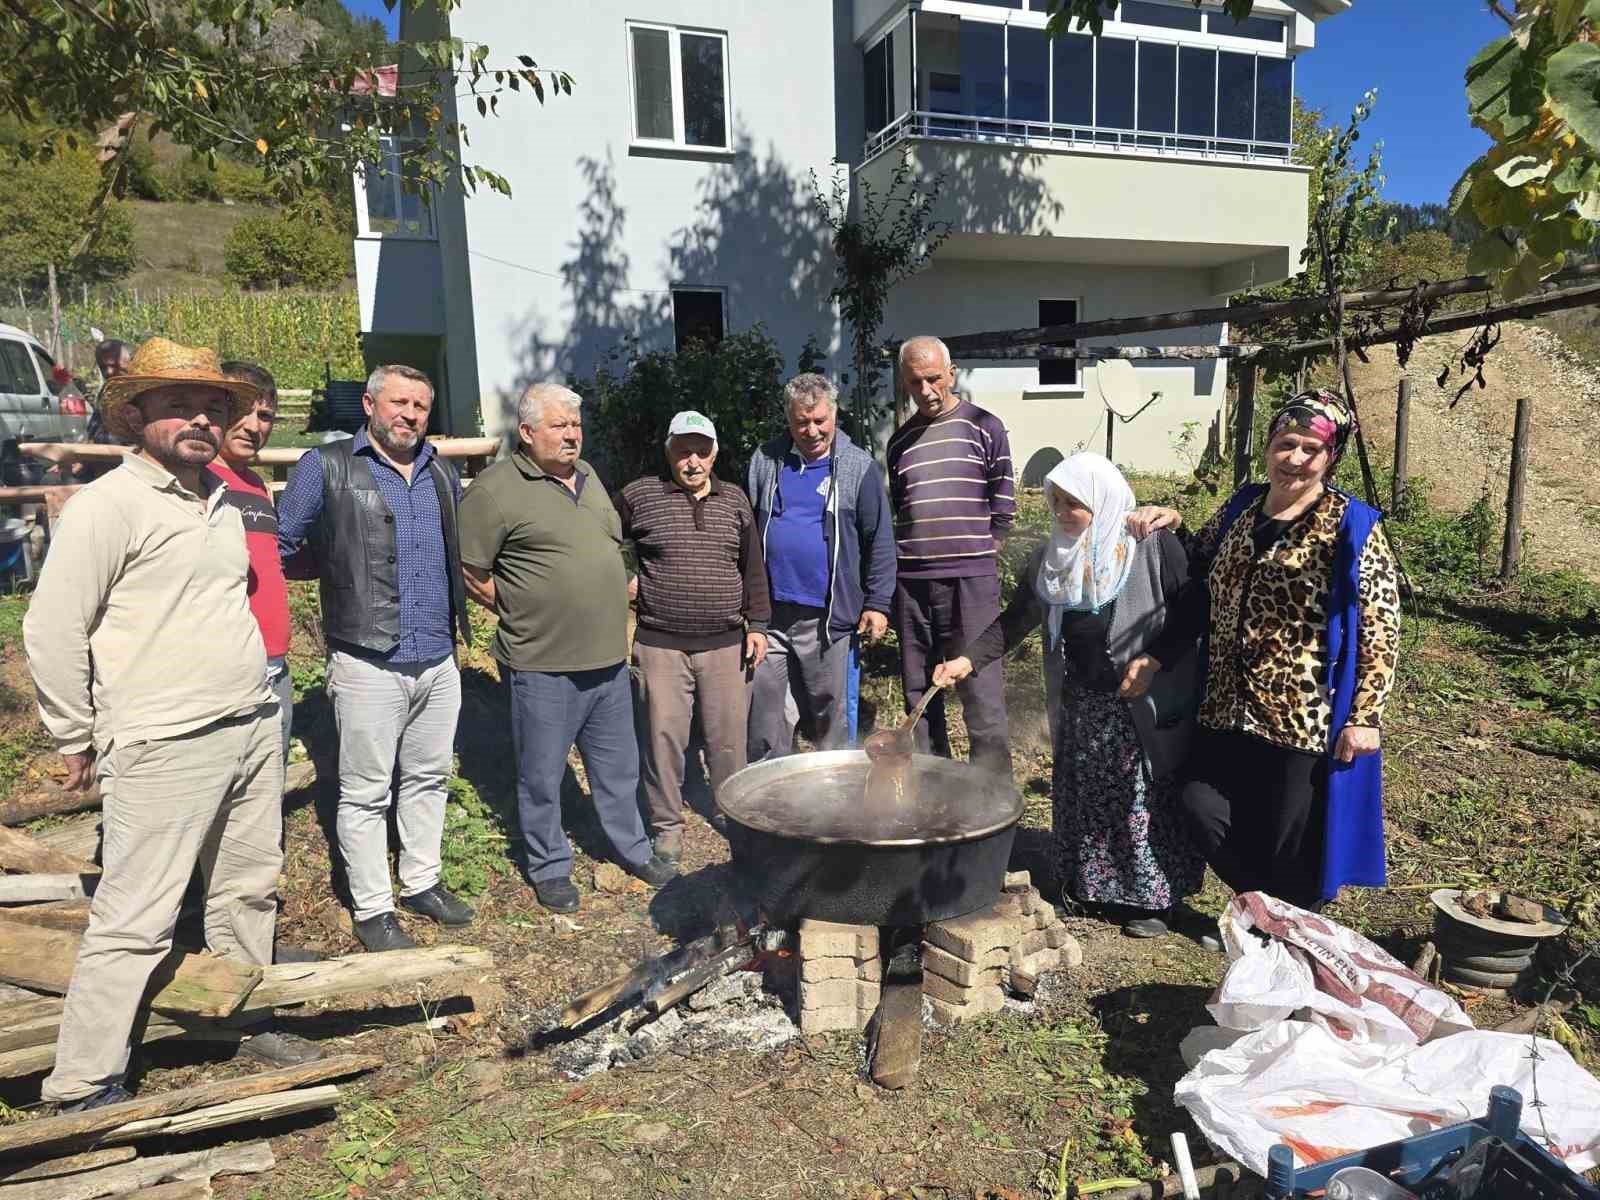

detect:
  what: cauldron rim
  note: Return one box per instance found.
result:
[717,749,1023,847]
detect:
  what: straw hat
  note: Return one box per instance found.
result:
[99,338,260,441]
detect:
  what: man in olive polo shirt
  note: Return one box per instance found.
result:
[458,383,676,913]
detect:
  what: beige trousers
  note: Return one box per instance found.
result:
[43,706,283,1102]
[633,641,750,850]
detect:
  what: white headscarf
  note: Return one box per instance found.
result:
[1036,453,1138,646]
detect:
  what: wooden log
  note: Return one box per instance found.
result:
[118,1182,211,1200]
[21,436,499,468]
[102,1085,340,1144]
[0,921,260,1018]
[0,1147,134,1184]
[939,343,1262,362]
[1501,395,1531,581]
[0,789,102,829]
[0,876,92,904]
[30,815,102,864]
[0,1141,272,1200]
[936,261,1600,355]
[0,1007,72,1054]
[0,902,90,933]
[0,1058,377,1158]
[0,827,98,877]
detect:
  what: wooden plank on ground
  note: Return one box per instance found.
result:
[0,1147,134,1183]
[0,828,98,876]
[0,876,91,904]
[0,1058,377,1158]
[0,1141,271,1200]
[29,816,101,864]
[102,1085,340,1144]
[0,789,101,828]
[0,902,90,933]
[0,922,260,1018]
[118,1182,211,1200]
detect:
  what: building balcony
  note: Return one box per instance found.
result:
[351,138,445,337]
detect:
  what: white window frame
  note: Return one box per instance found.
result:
[1027,296,1083,397]
[626,22,733,155]
[352,134,437,241]
[670,286,729,351]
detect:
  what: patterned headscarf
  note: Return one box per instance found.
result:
[1267,389,1355,469]
[1036,453,1138,647]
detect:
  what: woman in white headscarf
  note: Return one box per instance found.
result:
[936,453,1206,938]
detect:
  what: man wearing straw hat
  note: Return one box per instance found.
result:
[25,337,319,1111]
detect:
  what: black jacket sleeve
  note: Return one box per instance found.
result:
[858,461,896,615]
[964,545,1045,673]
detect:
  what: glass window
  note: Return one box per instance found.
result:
[358,137,435,238]
[681,33,727,147]
[1138,41,1176,134]
[631,27,674,141]
[1038,299,1078,388]
[0,341,40,395]
[1119,1,1202,31]
[962,20,1006,120]
[1256,56,1292,145]
[1008,25,1049,123]
[1096,37,1135,130]
[865,38,888,133]
[1052,32,1094,125]
[1208,12,1284,43]
[673,289,725,351]
[1178,46,1216,138]
[1217,50,1255,142]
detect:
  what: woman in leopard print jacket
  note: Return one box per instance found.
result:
[1124,391,1401,910]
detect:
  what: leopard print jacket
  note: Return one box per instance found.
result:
[1189,488,1401,754]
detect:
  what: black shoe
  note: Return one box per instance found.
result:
[400,884,476,927]
[533,876,580,913]
[1170,903,1225,953]
[273,940,326,964]
[628,854,678,889]
[60,1083,133,1112]
[652,835,682,865]
[352,911,417,953]
[238,1027,325,1067]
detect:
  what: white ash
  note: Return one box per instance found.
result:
[548,971,797,1079]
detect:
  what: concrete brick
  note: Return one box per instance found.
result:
[798,918,878,961]
[925,906,1015,962]
[1003,870,1031,892]
[1019,947,1061,975]
[922,944,1007,989]
[992,892,1026,919]
[1045,924,1070,950]
[1022,886,1048,915]
[1010,929,1049,964]
[1028,907,1054,932]
[1059,932,1084,968]
[925,985,1006,1026]
[921,970,1002,1008]
[799,1004,869,1035]
[798,976,880,1011]
[799,954,881,984]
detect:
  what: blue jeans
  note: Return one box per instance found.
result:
[505,663,653,883]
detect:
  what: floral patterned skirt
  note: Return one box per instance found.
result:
[1052,682,1204,911]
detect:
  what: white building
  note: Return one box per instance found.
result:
[353,0,1349,478]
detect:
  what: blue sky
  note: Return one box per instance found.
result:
[340,1,1503,207]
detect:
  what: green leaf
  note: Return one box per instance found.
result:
[1575,190,1600,218]
[1548,42,1600,151]
[1449,158,1484,214]
[1493,154,1553,187]
[1465,231,1517,275]
[1465,35,1542,140]
[1550,154,1600,193]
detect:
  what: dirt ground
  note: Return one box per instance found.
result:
[1343,320,1600,582]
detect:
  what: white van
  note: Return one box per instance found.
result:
[0,323,89,445]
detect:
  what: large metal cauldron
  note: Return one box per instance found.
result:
[717,751,1023,926]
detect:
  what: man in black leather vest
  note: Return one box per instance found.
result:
[277,364,475,951]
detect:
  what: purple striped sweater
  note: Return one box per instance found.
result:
[886,400,1016,579]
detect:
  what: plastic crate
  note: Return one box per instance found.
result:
[1267,1085,1600,1198]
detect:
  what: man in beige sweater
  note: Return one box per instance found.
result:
[24,338,318,1111]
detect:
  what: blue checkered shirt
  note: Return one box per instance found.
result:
[277,429,460,664]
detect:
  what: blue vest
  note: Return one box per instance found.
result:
[1216,484,1387,899]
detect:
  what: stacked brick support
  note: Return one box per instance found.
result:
[796,919,881,1034]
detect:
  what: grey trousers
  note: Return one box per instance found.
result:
[634,640,751,847]
[748,603,851,760]
[328,650,460,922]
[43,706,283,1101]
[268,656,293,767]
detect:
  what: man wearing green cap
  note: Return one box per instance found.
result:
[617,410,771,863]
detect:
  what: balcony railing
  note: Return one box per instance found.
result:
[863,109,1295,166]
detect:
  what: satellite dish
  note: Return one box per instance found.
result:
[1096,358,1139,412]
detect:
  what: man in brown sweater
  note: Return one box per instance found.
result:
[617,411,771,862]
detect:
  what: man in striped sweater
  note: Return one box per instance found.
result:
[886,336,1017,777]
[618,411,771,863]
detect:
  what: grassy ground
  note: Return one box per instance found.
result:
[0,473,1596,1199]
[122,199,278,296]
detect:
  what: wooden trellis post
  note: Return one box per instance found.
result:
[1392,374,1411,514]
[1232,360,1257,488]
[1501,396,1531,582]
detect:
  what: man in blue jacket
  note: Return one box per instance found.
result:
[747,373,895,759]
